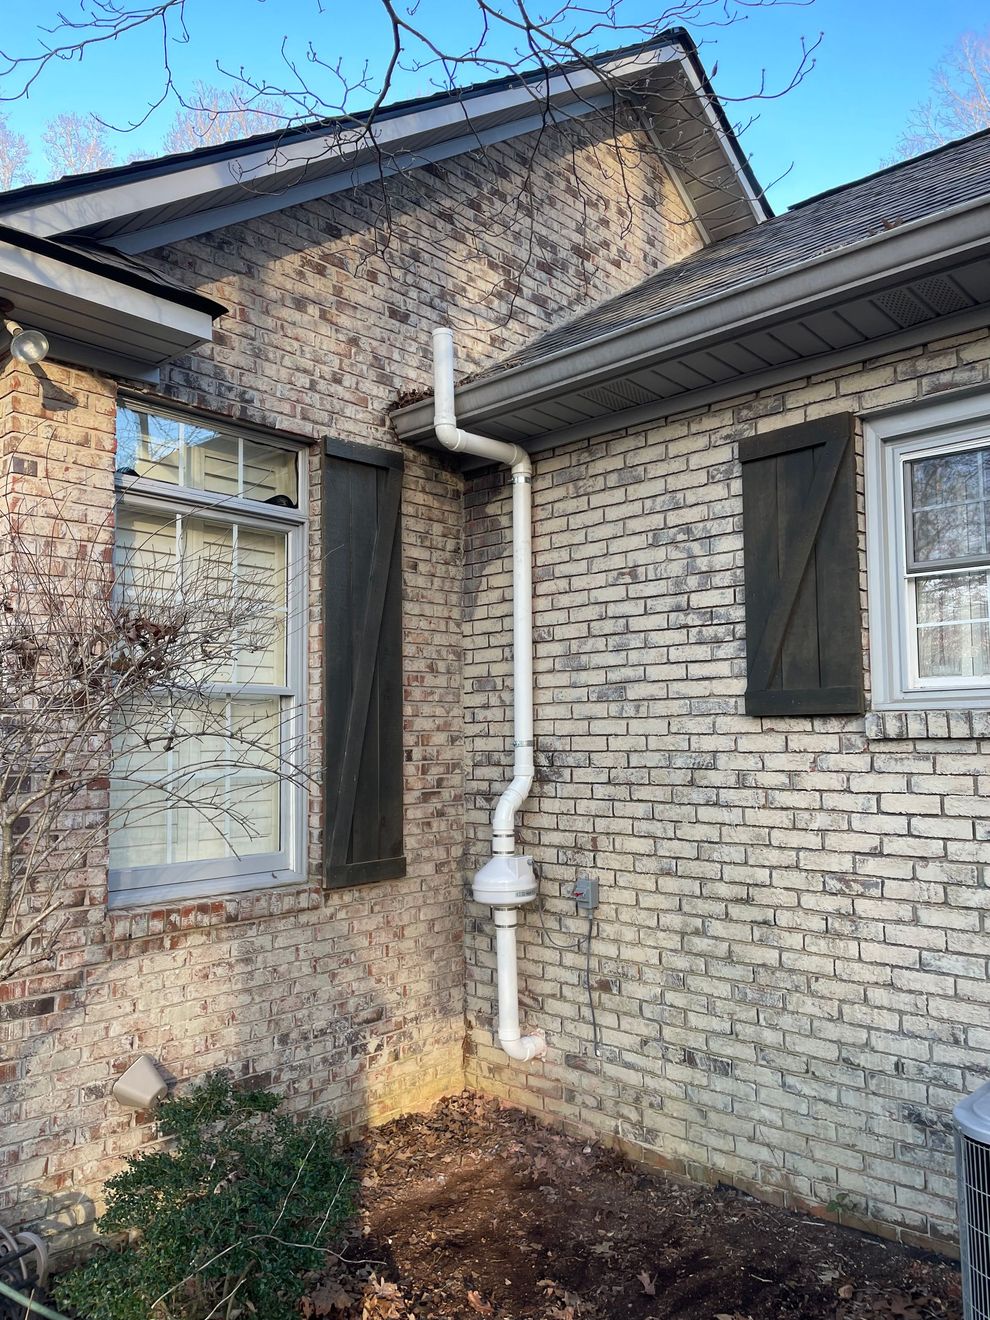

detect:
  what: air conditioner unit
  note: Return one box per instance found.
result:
[955,1081,990,1320]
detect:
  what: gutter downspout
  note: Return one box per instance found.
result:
[432,326,546,1064]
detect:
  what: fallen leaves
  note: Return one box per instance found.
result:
[297,1092,962,1320]
[638,1271,657,1297]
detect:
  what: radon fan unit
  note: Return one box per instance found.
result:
[956,1081,990,1319]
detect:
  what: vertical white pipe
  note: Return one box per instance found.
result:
[492,466,534,854]
[494,909,543,1061]
[432,326,533,856]
[432,327,545,1063]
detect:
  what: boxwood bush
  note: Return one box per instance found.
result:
[54,1072,354,1320]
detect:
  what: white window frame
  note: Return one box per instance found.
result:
[866,392,990,710]
[109,405,308,908]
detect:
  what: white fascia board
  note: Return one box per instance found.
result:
[0,237,214,355]
[112,95,616,253]
[677,56,767,223]
[393,192,990,440]
[2,46,684,241]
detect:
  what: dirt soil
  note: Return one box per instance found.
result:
[305,1092,962,1320]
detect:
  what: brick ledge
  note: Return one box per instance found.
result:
[865,709,990,741]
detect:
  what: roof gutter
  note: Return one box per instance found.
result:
[393,192,990,445]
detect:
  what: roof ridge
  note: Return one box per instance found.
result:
[789,124,990,211]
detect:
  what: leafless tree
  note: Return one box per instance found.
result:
[40,111,117,179]
[0,112,31,189]
[0,470,307,987]
[898,28,990,157]
[1,2,820,207]
[163,80,291,153]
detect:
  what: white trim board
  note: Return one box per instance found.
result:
[0,46,691,242]
[865,390,990,711]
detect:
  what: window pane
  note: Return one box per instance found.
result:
[918,622,990,679]
[109,716,172,868]
[116,405,297,506]
[117,408,181,485]
[115,508,177,600]
[912,504,986,563]
[187,433,240,498]
[236,528,287,684]
[911,448,981,506]
[223,699,282,857]
[243,441,297,503]
[916,571,989,624]
[909,446,990,564]
[111,697,284,869]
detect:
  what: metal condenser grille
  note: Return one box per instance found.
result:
[959,1132,990,1320]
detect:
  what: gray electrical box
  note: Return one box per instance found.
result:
[572,875,599,913]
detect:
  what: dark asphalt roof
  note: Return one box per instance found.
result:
[0,28,762,215]
[0,224,226,317]
[478,127,990,379]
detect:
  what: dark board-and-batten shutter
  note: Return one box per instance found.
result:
[741,413,864,718]
[323,437,405,888]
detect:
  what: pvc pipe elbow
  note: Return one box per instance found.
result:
[434,419,464,451]
[492,774,534,839]
[499,1029,547,1061]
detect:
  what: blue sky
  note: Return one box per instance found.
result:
[0,0,985,209]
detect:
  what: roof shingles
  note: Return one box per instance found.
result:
[479,127,990,379]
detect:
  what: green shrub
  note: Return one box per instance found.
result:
[54,1072,354,1320]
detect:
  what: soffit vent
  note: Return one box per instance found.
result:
[874,287,934,328]
[955,1081,990,1320]
[578,378,657,412]
[914,275,973,317]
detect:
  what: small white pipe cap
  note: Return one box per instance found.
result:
[112,1055,169,1110]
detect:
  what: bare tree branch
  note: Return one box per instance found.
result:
[40,111,117,177]
[0,112,32,189]
[0,446,311,990]
[898,28,990,157]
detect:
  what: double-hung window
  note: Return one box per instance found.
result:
[867,395,990,708]
[109,402,307,906]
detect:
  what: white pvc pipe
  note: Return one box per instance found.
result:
[432,327,535,857]
[432,326,545,1064]
[494,909,544,1061]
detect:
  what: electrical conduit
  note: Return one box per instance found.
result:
[432,327,546,1063]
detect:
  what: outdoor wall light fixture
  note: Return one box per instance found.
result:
[111,1054,170,1110]
[4,319,49,365]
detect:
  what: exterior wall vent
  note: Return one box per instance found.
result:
[955,1081,990,1319]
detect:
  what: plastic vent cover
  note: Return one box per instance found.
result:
[955,1081,990,1320]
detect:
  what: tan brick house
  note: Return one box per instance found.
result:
[0,29,989,1262]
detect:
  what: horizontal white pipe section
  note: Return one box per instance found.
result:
[494,909,546,1060]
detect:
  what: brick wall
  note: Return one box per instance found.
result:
[0,116,698,1235]
[463,326,990,1253]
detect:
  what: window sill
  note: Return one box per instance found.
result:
[865,709,990,741]
[107,877,321,943]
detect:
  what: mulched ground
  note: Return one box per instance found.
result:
[305,1092,962,1320]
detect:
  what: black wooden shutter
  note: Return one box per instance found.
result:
[323,437,405,888]
[741,413,864,717]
